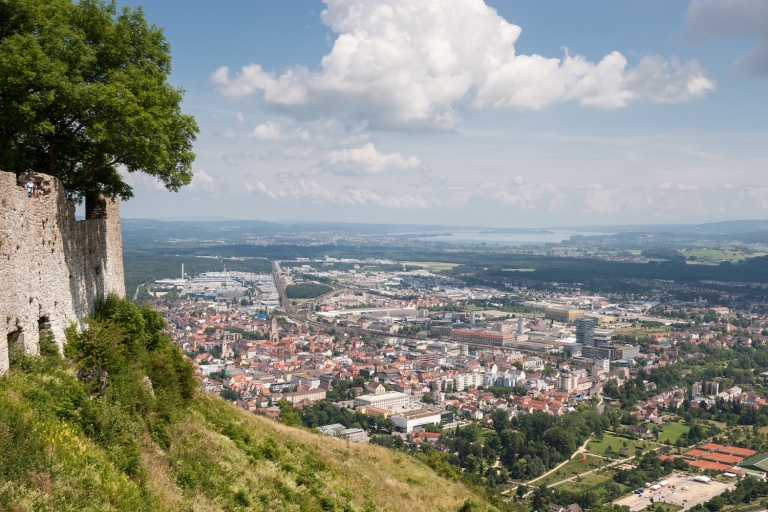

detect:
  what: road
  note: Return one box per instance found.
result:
[272,261,292,314]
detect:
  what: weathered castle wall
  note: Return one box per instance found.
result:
[0,170,125,375]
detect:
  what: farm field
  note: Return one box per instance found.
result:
[587,433,657,457]
[680,247,766,265]
[656,423,690,445]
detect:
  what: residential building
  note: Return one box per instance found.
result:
[558,373,578,392]
[284,388,326,404]
[354,391,410,410]
[453,372,484,392]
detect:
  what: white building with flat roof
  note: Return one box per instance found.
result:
[354,391,410,411]
[291,372,320,389]
[318,423,369,443]
[392,409,442,433]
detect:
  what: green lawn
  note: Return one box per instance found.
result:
[529,454,606,487]
[587,433,656,458]
[655,423,689,445]
[639,504,683,512]
[557,473,611,492]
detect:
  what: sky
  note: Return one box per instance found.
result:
[118,0,768,227]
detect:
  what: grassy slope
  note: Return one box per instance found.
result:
[0,334,498,512]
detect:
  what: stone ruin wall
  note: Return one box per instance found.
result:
[0,170,125,375]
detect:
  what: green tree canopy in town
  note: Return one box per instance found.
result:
[0,0,198,201]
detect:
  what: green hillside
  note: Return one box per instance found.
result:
[0,298,500,512]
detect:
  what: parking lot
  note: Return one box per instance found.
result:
[614,475,735,512]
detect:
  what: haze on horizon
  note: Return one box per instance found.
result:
[119,0,767,228]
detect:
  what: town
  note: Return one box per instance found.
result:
[145,256,768,511]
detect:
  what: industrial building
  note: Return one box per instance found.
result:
[450,329,517,347]
[391,409,442,433]
[545,307,584,322]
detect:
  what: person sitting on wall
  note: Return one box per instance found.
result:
[34,180,42,199]
[25,178,34,198]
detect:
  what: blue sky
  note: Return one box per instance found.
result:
[119,0,768,227]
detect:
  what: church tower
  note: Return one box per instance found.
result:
[270,316,279,342]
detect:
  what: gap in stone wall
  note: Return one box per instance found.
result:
[7,327,22,347]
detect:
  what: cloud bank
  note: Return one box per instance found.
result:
[213,0,715,129]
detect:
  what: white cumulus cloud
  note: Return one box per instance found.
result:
[248,120,311,141]
[249,121,283,140]
[320,143,424,174]
[212,0,715,129]
[190,170,215,192]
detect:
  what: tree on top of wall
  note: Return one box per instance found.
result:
[0,0,198,202]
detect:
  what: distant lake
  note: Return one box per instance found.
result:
[408,229,614,245]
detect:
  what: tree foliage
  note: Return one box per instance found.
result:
[0,0,198,201]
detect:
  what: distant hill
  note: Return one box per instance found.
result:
[122,217,768,237]
[559,219,768,235]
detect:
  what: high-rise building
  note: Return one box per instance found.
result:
[558,372,578,391]
[576,317,596,347]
